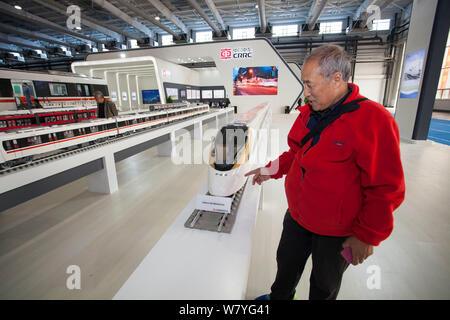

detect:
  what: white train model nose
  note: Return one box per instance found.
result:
[208,104,268,197]
[208,124,251,197]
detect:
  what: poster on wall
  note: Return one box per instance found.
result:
[132,91,137,101]
[202,90,212,99]
[399,48,426,99]
[166,87,178,100]
[111,91,117,102]
[233,66,278,95]
[142,90,160,104]
[122,91,128,101]
[213,90,225,99]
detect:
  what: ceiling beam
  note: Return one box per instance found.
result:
[0,23,76,48]
[307,0,329,30]
[162,0,178,12]
[0,32,46,51]
[353,0,378,21]
[204,0,226,30]
[0,2,107,45]
[91,0,153,38]
[186,0,220,34]
[114,0,180,38]
[30,0,123,42]
[0,42,21,53]
[378,0,399,12]
[401,1,413,20]
[258,0,267,33]
[146,0,189,34]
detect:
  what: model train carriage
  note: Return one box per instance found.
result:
[116,111,169,134]
[0,118,118,164]
[0,103,210,167]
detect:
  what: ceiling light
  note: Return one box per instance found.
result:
[14,5,22,10]
[75,26,82,30]
[155,16,160,21]
[120,53,126,58]
[255,4,258,9]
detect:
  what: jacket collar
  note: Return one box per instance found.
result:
[300,83,363,117]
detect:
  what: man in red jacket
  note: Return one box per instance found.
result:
[246,45,405,300]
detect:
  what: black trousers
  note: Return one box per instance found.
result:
[270,210,350,300]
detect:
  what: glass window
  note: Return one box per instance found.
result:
[0,78,13,97]
[129,39,139,48]
[196,31,212,43]
[371,19,390,31]
[232,28,255,40]
[319,21,343,34]
[76,84,90,96]
[49,83,68,96]
[272,24,298,37]
[436,30,450,99]
[162,35,174,46]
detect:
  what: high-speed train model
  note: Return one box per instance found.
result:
[208,104,268,197]
[0,102,209,168]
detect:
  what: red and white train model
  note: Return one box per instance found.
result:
[0,69,209,168]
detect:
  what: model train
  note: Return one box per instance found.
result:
[0,68,108,112]
[0,102,209,168]
[208,104,268,196]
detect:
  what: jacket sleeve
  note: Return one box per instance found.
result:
[352,112,405,246]
[264,113,304,179]
[265,148,296,179]
[108,101,118,117]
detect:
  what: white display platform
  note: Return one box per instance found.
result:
[113,180,262,300]
[114,105,271,300]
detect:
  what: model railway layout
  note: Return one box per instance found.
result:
[185,104,269,233]
[0,102,209,170]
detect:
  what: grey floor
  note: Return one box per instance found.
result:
[0,114,449,300]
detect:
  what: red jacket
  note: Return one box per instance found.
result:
[266,83,405,246]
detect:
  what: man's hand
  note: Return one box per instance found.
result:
[245,167,271,185]
[342,236,374,265]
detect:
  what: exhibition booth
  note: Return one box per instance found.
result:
[72,38,304,114]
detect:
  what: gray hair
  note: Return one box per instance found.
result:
[304,45,351,81]
[93,90,104,98]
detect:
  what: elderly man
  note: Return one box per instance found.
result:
[246,45,405,300]
[94,91,118,118]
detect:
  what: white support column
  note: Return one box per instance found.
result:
[259,184,264,210]
[136,76,141,106]
[87,153,118,194]
[115,72,122,110]
[157,131,175,156]
[193,120,203,140]
[193,121,203,164]
[228,109,234,123]
[126,73,132,110]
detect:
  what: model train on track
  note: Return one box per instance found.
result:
[208,104,268,197]
[0,102,209,168]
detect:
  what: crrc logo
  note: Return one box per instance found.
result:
[221,49,232,60]
[220,47,253,60]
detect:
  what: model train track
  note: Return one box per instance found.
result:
[0,111,210,176]
[184,182,247,233]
